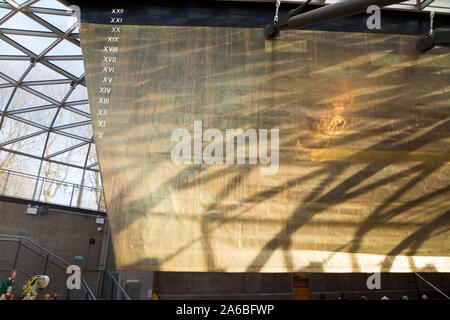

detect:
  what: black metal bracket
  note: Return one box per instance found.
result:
[264,0,312,40]
[263,0,408,40]
[417,29,450,53]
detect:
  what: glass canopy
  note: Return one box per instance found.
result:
[0,0,103,211]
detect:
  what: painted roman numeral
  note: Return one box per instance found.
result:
[102,66,115,73]
[98,97,110,104]
[103,46,118,53]
[103,56,117,63]
[99,87,111,94]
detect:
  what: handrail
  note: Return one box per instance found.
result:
[0,168,105,212]
[415,272,450,300]
[105,270,131,300]
[0,168,102,193]
[0,234,71,267]
[0,233,96,300]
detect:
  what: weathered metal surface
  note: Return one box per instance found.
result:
[81,24,450,272]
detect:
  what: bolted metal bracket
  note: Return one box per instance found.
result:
[264,23,280,39]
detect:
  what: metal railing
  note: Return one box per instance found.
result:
[104,270,131,300]
[0,234,131,300]
[0,168,105,212]
[0,234,96,300]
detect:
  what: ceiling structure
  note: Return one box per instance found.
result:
[238,0,450,14]
[0,0,102,211]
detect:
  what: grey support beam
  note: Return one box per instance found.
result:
[287,0,407,29]
[265,0,408,38]
[52,120,92,131]
[0,146,99,172]
[44,140,90,159]
[5,114,49,131]
[3,104,59,115]
[54,130,92,143]
[0,129,46,147]
[0,28,79,39]
[420,0,436,10]
[0,2,75,16]
[0,55,29,60]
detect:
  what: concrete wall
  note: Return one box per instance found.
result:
[0,199,106,299]
[118,271,154,300]
[151,272,449,300]
[153,272,293,300]
[309,273,450,300]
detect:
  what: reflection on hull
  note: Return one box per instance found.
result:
[81,24,450,272]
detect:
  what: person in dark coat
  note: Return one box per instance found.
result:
[0,270,16,296]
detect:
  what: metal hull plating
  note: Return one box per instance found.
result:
[81,24,450,272]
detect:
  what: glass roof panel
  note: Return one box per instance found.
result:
[16,107,58,127]
[0,39,28,56]
[42,160,83,185]
[66,102,89,114]
[83,169,101,188]
[47,39,81,56]
[0,0,101,211]
[0,87,14,109]
[0,151,41,175]
[7,34,56,55]
[32,0,70,10]
[31,83,72,102]
[0,8,11,19]
[8,87,51,110]
[53,107,89,126]
[60,124,93,139]
[65,82,87,101]
[0,61,30,82]
[3,131,47,157]
[86,143,98,167]
[51,60,84,78]
[0,116,43,142]
[34,12,72,33]
[45,131,84,157]
[24,61,68,81]
[51,142,89,167]
[1,11,51,32]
